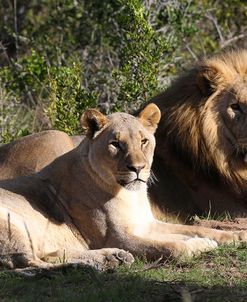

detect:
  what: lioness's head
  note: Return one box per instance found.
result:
[81,103,161,191]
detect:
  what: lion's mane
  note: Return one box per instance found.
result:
[148,50,247,219]
[154,50,247,189]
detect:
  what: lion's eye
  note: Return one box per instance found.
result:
[141,138,149,147]
[230,103,241,112]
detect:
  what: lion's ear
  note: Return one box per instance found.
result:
[138,103,161,134]
[196,65,223,96]
[80,109,109,138]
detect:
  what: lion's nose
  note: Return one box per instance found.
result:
[127,164,145,175]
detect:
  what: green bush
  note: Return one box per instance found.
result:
[0,85,32,144]
[0,0,246,143]
[48,64,97,135]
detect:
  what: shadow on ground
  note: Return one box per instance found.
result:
[0,265,246,302]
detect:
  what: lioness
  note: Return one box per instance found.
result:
[0,131,83,180]
[0,104,246,270]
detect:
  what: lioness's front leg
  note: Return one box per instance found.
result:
[0,215,134,270]
[150,221,247,244]
[109,219,246,260]
[0,239,134,270]
[108,234,217,260]
[1,249,134,271]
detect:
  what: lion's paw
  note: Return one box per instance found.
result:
[183,237,218,257]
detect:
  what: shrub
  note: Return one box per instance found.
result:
[0,0,246,142]
[48,64,97,135]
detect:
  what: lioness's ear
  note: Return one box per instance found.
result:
[80,109,109,138]
[138,103,161,134]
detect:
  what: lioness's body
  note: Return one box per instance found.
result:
[0,130,83,180]
[0,105,246,269]
[148,49,247,221]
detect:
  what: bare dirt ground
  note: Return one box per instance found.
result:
[194,218,247,231]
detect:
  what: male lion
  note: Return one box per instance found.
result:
[148,49,247,221]
[0,131,83,180]
[0,104,246,270]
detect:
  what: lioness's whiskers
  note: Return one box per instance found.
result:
[148,170,158,186]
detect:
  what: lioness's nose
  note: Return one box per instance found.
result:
[127,164,145,175]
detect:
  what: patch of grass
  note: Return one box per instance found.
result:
[0,243,246,302]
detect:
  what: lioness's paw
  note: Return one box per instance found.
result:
[233,231,247,242]
[113,250,135,265]
[103,248,134,269]
[184,237,218,257]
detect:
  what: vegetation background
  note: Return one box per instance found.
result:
[0,1,247,301]
[0,0,246,143]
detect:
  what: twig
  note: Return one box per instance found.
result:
[220,33,247,49]
[184,42,198,61]
[132,256,169,272]
[0,42,12,65]
[7,213,12,241]
[205,13,224,43]
[13,0,19,59]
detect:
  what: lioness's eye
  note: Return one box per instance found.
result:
[110,141,121,149]
[230,103,242,112]
[141,138,149,147]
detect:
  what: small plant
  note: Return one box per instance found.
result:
[47,64,97,135]
[0,84,32,144]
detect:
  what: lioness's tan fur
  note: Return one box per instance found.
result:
[0,104,246,270]
[148,49,247,221]
[0,131,83,180]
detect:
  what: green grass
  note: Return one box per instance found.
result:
[0,243,246,302]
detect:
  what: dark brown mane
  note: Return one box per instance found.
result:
[151,49,247,186]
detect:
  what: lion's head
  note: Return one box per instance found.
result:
[153,49,247,193]
[81,103,161,191]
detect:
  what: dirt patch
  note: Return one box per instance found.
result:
[194,218,247,231]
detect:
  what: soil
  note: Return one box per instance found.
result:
[194,218,247,231]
